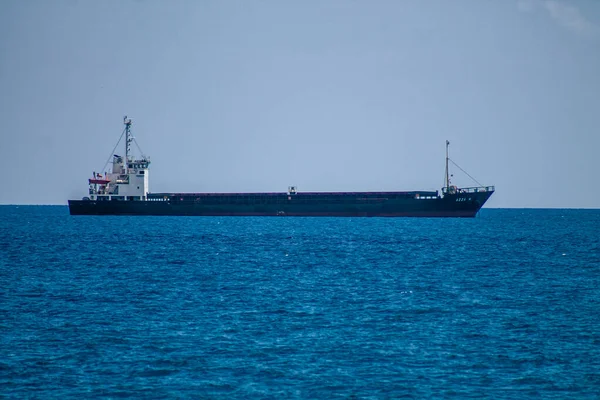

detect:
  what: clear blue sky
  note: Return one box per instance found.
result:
[1,0,598,207]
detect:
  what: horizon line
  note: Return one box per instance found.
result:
[0,204,599,210]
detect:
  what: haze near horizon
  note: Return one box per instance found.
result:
[1,0,598,208]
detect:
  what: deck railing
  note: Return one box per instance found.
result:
[442,186,495,194]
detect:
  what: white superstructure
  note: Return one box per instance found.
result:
[87,117,151,201]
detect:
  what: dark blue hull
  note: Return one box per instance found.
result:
[69,189,494,217]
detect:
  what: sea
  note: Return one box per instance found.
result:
[1,206,599,399]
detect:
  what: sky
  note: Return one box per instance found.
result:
[1,0,599,208]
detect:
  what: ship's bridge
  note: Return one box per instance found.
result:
[127,159,150,172]
[86,117,151,201]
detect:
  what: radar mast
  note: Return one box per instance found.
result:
[124,116,132,174]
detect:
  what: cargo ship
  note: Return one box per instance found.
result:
[68,117,494,217]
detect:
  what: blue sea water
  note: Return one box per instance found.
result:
[1,207,599,399]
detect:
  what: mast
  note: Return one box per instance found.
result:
[124,116,132,174]
[445,140,450,189]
